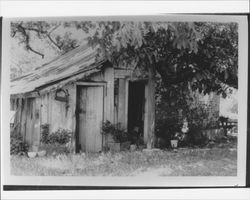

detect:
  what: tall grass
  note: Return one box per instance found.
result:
[11,140,237,176]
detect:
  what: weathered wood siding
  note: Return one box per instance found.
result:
[10,63,158,151]
[77,86,103,152]
[114,67,155,148]
[40,83,76,133]
[144,68,155,148]
[11,97,41,148]
[114,78,128,129]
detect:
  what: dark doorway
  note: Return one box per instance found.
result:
[128,81,145,136]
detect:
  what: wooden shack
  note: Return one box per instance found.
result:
[10,45,155,153]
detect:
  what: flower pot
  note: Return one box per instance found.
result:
[120,141,131,151]
[108,142,120,152]
[31,145,39,152]
[37,150,46,157]
[170,139,178,148]
[27,152,37,158]
[130,144,137,151]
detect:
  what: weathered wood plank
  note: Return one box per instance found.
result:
[25,98,35,147]
[104,66,114,123]
[76,82,106,86]
[71,83,77,153]
[20,98,27,140]
[118,79,127,129]
[114,69,133,78]
[78,86,103,152]
[33,98,41,149]
[144,67,155,149]
[103,66,114,145]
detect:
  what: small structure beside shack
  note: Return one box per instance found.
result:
[10,45,156,153]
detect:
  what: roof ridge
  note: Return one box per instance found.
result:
[11,44,92,82]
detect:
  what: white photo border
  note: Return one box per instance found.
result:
[1,14,248,187]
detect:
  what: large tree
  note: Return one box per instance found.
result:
[11,20,238,96]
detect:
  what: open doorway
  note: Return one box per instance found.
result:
[127,81,145,143]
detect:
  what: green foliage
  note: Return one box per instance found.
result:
[40,123,50,144]
[40,127,72,145]
[10,21,79,57]
[155,81,189,146]
[10,132,29,155]
[82,21,237,95]
[155,77,220,147]
[102,120,129,143]
[11,20,238,96]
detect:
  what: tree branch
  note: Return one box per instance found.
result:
[46,33,62,50]
[48,24,60,34]
[26,45,45,58]
[17,24,45,58]
[16,23,64,52]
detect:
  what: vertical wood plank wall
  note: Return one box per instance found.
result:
[11,66,118,151]
[25,98,35,147]
[103,67,115,144]
[114,68,155,148]
[117,78,127,129]
[40,84,76,133]
[103,67,114,124]
[144,68,155,149]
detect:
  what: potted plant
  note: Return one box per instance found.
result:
[170,133,179,148]
[102,121,129,152]
[167,120,182,149]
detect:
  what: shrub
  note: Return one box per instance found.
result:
[102,121,129,143]
[40,123,50,144]
[41,127,72,145]
[10,132,29,155]
[155,80,220,147]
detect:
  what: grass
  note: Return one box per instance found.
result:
[11,138,237,176]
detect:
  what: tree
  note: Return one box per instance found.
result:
[11,21,79,58]
[11,20,238,96]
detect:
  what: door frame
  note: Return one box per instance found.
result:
[127,80,146,132]
[75,82,106,153]
[126,79,148,143]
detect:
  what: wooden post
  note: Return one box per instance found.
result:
[33,98,41,150]
[71,83,77,153]
[103,66,114,146]
[144,66,155,149]
[117,78,128,129]
[20,98,28,140]
[16,98,22,135]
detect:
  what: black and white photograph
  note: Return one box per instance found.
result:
[1,14,248,187]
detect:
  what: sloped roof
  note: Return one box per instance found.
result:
[10,45,105,95]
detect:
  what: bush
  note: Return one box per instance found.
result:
[10,132,29,155]
[41,127,72,145]
[155,80,220,147]
[40,123,50,144]
[102,121,129,143]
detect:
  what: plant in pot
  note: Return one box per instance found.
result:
[102,121,129,152]
[169,122,182,149]
[170,132,179,149]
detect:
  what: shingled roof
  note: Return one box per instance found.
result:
[10,45,106,95]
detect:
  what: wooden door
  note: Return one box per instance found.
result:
[77,86,104,152]
[25,98,35,146]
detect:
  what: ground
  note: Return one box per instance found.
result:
[11,138,237,176]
